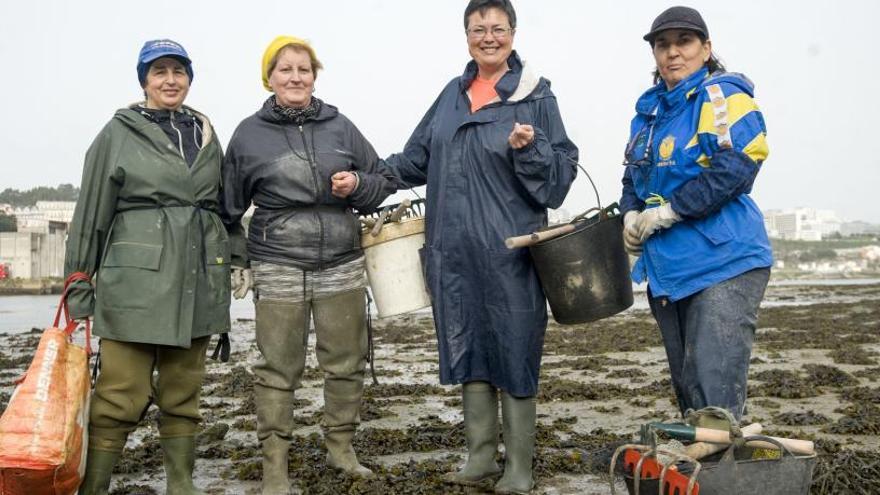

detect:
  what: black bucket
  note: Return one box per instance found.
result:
[530,203,633,324]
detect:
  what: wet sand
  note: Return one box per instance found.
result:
[1,283,878,494]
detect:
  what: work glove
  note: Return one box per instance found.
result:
[230,266,253,300]
[635,203,681,242]
[623,211,643,256]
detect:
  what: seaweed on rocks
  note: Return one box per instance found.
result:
[196,422,229,446]
[853,367,880,381]
[839,386,880,404]
[204,365,253,398]
[543,355,638,372]
[353,415,465,455]
[606,368,648,379]
[773,411,831,426]
[542,315,661,356]
[751,369,817,399]
[811,449,880,494]
[363,383,451,399]
[114,435,163,475]
[824,403,880,435]
[109,482,158,495]
[802,364,860,388]
[538,378,628,402]
[828,345,878,366]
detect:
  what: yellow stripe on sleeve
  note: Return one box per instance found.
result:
[742,132,769,163]
[696,92,761,135]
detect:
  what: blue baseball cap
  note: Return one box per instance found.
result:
[137,39,194,87]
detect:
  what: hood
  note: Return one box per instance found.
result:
[115,103,214,144]
[635,69,756,117]
[460,51,550,104]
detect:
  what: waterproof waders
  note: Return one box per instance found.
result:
[253,288,372,489]
[445,381,502,485]
[254,300,308,494]
[81,337,210,494]
[495,393,536,494]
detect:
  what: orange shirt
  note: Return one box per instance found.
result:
[469,76,499,113]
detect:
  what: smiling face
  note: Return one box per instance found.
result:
[466,7,515,79]
[268,46,315,109]
[652,29,712,89]
[143,57,190,111]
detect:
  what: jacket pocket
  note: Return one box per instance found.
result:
[103,242,162,269]
[205,241,231,305]
[691,212,735,245]
[98,242,163,310]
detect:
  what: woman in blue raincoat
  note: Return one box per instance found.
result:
[619,6,773,422]
[381,1,577,492]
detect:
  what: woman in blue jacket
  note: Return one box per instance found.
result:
[620,6,773,421]
[381,1,578,492]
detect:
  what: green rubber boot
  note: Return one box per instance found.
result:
[260,434,292,494]
[160,436,205,495]
[77,449,120,495]
[494,393,536,494]
[445,381,502,485]
[323,394,375,478]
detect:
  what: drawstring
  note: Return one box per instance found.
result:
[168,110,186,161]
[366,289,378,385]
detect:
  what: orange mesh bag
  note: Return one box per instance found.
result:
[0,274,92,495]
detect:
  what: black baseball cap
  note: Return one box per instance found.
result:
[643,6,709,44]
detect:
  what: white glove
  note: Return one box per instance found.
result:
[635,203,681,242]
[623,211,643,256]
[230,266,253,300]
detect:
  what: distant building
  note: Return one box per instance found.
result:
[763,208,842,240]
[0,232,66,279]
[840,221,880,237]
[13,201,76,233]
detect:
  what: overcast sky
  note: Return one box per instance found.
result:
[2,0,878,222]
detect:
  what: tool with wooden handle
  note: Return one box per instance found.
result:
[505,223,575,249]
[388,198,412,223]
[650,422,815,456]
[684,423,763,460]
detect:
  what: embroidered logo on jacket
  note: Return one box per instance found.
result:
[658,135,676,164]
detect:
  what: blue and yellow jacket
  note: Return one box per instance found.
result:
[619,67,772,301]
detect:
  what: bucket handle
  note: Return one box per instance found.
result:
[567,157,606,221]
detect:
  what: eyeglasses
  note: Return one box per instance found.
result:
[466,26,513,40]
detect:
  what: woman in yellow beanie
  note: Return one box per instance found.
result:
[219,36,396,493]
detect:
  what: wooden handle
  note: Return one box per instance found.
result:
[685,423,762,460]
[505,224,575,249]
[693,426,815,456]
[389,198,412,223]
[371,209,391,237]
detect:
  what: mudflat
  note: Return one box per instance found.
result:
[1,282,878,494]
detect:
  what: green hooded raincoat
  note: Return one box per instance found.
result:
[64,106,230,348]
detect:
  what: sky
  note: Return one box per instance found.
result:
[1,0,878,222]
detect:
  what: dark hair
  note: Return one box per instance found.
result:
[651,34,726,85]
[463,0,517,30]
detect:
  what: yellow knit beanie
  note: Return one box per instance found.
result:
[261,35,320,91]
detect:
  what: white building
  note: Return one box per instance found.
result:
[13,201,76,234]
[0,232,66,279]
[763,208,842,240]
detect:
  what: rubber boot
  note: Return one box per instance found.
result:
[260,434,292,495]
[445,381,502,485]
[314,290,374,478]
[160,436,205,495]
[494,393,536,494]
[253,300,309,494]
[77,449,121,495]
[323,394,374,478]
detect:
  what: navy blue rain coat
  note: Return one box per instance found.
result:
[385,52,578,397]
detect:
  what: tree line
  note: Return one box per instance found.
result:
[0,184,79,207]
[0,184,80,232]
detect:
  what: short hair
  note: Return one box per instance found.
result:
[463,0,517,30]
[268,43,323,78]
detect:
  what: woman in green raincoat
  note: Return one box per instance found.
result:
[65,39,229,495]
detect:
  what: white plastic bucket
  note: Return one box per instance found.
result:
[361,217,431,318]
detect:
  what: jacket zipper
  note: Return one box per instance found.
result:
[299,125,324,269]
